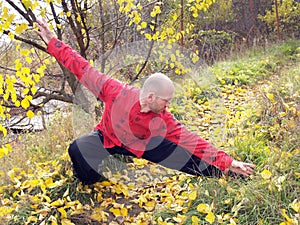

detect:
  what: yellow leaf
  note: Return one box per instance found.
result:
[61,219,75,225]
[11,93,17,102]
[66,11,71,17]
[50,198,64,207]
[143,200,156,211]
[261,169,272,179]
[197,203,211,214]
[0,206,15,217]
[0,148,6,158]
[58,207,67,218]
[21,98,30,109]
[89,59,94,66]
[145,33,152,41]
[26,110,34,119]
[189,190,197,201]
[267,93,274,101]
[191,215,199,225]
[205,211,215,224]
[134,13,141,24]
[25,57,32,65]
[290,199,300,213]
[150,11,156,17]
[91,207,109,221]
[45,177,54,187]
[170,54,176,62]
[22,0,31,9]
[141,22,147,29]
[0,126,8,137]
[28,179,40,188]
[22,88,29,95]
[3,92,9,101]
[109,207,121,217]
[15,23,28,35]
[191,54,199,64]
[229,218,237,225]
[223,198,232,205]
[8,32,14,40]
[26,215,38,224]
[100,180,111,186]
[13,190,20,197]
[20,49,30,57]
[21,67,30,75]
[281,209,293,223]
[121,207,128,217]
[40,8,47,17]
[173,214,186,223]
[133,158,149,167]
[5,144,12,152]
[33,74,41,82]
[154,6,161,14]
[138,194,147,207]
[31,87,37,95]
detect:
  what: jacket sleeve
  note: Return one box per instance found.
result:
[46,37,123,102]
[164,112,233,171]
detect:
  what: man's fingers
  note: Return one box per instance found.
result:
[245,162,256,168]
[35,18,48,30]
[228,161,256,177]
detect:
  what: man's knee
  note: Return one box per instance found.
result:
[68,141,80,159]
[67,141,104,185]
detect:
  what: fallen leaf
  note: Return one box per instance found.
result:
[205,211,215,224]
[261,169,272,179]
[197,203,211,214]
[189,190,197,201]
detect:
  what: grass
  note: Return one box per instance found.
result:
[153,39,300,224]
[0,39,299,224]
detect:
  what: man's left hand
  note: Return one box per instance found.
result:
[225,160,255,177]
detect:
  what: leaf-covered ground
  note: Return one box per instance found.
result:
[0,40,299,224]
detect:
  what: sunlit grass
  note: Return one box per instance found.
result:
[0,110,74,185]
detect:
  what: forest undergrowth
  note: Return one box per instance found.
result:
[0,40,299,225]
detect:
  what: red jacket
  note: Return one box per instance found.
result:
[47,38,233,170]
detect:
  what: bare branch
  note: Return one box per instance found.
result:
[0,65,16,73]
[61,0,87,58]
[77,0,91,51]
[131,16,158,83]
[50,2,62,40]
[2,30,47,52]
[33,90,74,104]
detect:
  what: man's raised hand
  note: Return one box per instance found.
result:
[34,18,55,45]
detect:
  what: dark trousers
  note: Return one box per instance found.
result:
[68,130,223,184]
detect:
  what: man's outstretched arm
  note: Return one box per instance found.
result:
[34,18,123,102]
[164,113,255,177]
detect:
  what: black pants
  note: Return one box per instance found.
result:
[68,130,223,184]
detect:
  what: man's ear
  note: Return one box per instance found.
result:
[147,92,155,102]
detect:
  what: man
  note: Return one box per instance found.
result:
[35,19,255,185]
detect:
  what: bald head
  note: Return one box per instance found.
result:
[140,72,174,98]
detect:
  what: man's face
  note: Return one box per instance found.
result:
[149,89,174,114]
